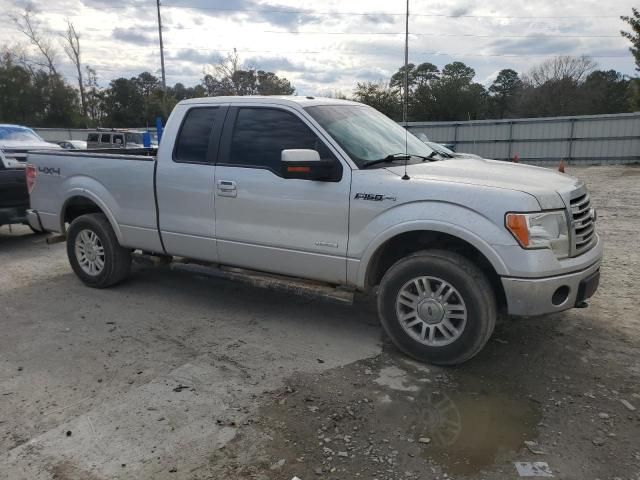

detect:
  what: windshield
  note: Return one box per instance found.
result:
[0,126,43,142]
[305,105,434,168]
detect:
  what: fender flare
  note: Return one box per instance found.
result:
[355,220,510,289]
[60,188,124,243]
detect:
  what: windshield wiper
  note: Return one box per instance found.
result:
[426,150,443,159]
[361,152,434,169]
[430,150,454,159]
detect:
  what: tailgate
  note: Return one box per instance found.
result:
[0,168,29,208]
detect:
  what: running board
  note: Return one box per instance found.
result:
[45,233,66,245]
[170,261,355,305]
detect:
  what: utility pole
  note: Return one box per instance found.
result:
[156,0,166,92]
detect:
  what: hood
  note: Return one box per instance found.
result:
[386,157,582,209]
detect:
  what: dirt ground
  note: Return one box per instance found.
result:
[1,165,639,480]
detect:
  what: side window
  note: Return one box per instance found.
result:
[87,133,98,142]
[100,134,111,144]
[228,108,335,172]
[174,107,219,163]
[112,134,124,145]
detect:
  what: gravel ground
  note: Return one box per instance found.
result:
[0,165,639,480]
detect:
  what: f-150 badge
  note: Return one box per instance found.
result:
[38,166,61,176]
[354,193,396,201]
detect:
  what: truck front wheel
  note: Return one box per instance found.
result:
[377,250,496,365]
[67,213,131,288]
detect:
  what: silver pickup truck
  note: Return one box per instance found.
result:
[26,96,602,365]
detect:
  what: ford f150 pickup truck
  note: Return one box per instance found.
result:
[25,96,602,365]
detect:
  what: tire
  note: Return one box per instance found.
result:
[66,213,131,288]
[377,249,496,366]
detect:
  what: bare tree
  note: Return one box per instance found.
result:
[11,9,58,76]
[525,56,597,87]
[61,20,86,118]
[213,48,240,82]
[202,49,242,96]
[0,42,35,76]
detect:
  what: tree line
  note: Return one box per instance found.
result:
[354,56,639,122]
[0,8,639,128]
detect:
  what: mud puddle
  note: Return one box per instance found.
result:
[211,351,541,479]
[411,389,538,474]
[372,362,541,476]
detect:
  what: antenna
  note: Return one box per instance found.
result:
[402,0,410,181]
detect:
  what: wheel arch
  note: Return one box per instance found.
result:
[60,192,123,243]
[360,224,508,310]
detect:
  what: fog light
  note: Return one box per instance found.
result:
[552,286,570,306]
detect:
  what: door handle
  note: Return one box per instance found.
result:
[217,180,237,197]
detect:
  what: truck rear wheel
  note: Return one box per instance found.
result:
[67,213,131,288]
[377,250,496,365]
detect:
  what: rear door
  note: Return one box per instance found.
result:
[155,104,227,261]
[213,104,351,284]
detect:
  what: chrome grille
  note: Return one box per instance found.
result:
[570,192,595,255]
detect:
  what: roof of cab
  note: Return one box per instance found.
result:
[179,95,362,108]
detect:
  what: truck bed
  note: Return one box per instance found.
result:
[27,148,163,252]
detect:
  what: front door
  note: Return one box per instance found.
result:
[214,105,351,284]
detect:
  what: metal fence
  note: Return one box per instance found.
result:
[406,112,640,165]
[34,113,640,166]
[34,128,94,142]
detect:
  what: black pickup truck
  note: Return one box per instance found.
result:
[0,152,30,229]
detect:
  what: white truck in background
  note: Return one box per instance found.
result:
[25,96,602,365]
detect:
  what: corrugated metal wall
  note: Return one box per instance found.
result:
[35,113,640,165]
[407,112,640,165]
[34,128,96,142]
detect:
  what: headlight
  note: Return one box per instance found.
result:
[506,211,569,258]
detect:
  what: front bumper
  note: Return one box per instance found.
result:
[501,250,602,317]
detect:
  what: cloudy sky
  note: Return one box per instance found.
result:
[0,0,637,94]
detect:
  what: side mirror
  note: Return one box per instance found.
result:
[281,149,341,182]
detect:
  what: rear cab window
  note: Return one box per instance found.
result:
[100,134,111,144]
[174,107,219,163]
